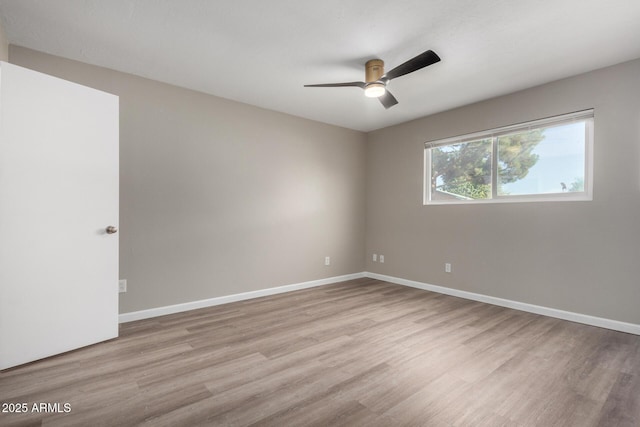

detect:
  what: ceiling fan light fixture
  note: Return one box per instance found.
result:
[304,49,440,109]
[364,82,386,98]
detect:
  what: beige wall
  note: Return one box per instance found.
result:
[9,45,640,325]
[366,58,640,324]
[10,46,367,314]
[0,18,8,61]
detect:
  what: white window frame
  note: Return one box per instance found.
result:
[424,109,594,205]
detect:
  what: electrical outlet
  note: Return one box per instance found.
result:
[373,254,377,262]
[445,263,452,273]
[118,279,127,293]
[325,256,331,266]
[379,255,385,263]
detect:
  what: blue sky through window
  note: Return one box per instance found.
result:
[500,122,585,195]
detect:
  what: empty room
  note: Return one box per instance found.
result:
[0,1,639,426]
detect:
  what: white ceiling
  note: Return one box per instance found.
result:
[1,0,639,132]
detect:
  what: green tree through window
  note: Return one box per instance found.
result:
[431,130,544,199]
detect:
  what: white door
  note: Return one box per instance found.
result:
[0,62,119,370]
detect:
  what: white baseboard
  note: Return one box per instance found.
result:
[119,270,639,335]
[364,272,640,335]
[118,272,365,323]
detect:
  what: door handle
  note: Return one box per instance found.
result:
[105,226,118,234]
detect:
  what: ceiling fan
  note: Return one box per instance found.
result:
[304,50,441,109]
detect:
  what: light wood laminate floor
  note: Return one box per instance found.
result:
[1,278,639,426]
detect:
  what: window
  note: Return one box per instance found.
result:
[424,110,593,205]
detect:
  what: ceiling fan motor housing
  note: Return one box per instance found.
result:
[365,59,384,82]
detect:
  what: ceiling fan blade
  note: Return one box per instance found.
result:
[383,50,440,81]
[304,81,366,88]
[379,90,398,109]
